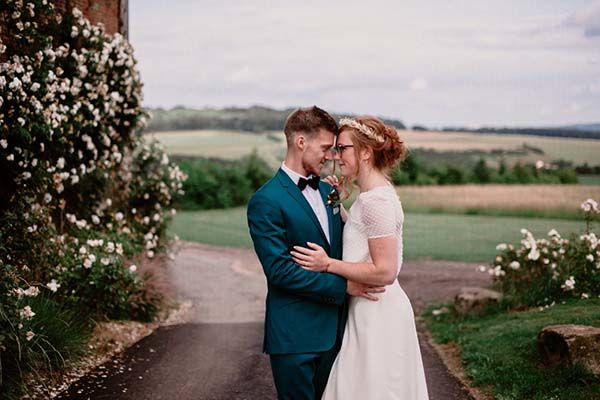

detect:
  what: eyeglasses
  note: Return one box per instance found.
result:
[332,144,354,154]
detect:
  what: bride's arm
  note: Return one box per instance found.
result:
[339,203,348,223]
[291,236,398,286]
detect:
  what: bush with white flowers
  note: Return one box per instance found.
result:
[0,1,186,392]
[482,198,600,307]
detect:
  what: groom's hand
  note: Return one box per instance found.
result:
[346,281,385,301]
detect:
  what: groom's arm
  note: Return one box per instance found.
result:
[247,193,347,305]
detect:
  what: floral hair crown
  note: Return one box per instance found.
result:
[339,118,385,143]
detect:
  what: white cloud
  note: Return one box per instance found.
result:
[130,0,600,126]
[226,66,256,84]
[567,102,581,113]
[409,78,429,91]
[564,0,600,37]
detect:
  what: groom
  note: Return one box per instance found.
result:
[247,106,382,400]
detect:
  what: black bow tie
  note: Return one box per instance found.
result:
[297,175,320,191]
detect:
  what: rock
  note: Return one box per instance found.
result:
[454,286,503,315]
[538,324,600,375]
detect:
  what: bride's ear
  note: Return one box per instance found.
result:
[360,147,372,162]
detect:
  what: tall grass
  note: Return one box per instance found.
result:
[1,296,93,399]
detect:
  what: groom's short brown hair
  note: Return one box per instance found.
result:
[283,106,338,145]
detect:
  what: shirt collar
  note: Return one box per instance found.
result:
[281,161,311,186]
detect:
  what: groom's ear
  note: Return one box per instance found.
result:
[296,134,306,151]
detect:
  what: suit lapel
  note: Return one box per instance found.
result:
[319,182,335,247]
[276,169,330,249]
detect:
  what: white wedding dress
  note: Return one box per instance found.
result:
[322,185,429,400]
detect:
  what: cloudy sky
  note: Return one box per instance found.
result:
[129,0,600,128]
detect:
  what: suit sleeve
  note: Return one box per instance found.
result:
[247,193,347,305]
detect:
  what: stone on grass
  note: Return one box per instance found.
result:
[537,324,600,375]
[454,287,503,315]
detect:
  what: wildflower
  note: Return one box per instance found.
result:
[581,198,599,213]
[91,215,100,224]
[548,229,560,237]
[0,139,7,148]
[23,287,40,297]
[47,279,60,292]
[527,247,540,261]
[509,261,520,270]
[496,243,508,251]
[26,331,35,341]
[129,265,137,273]
[488,265,505,277]
[19,306,35,320]
[115,212,124,221]
[587,254,595,262]
[561,276,575,291]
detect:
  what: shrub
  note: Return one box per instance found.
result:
[482,198,600,307]
[0,2,186,395]
[177,151,273,210]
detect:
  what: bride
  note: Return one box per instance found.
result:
[291,116,429,400]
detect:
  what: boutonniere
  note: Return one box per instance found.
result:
[326,187,341,209]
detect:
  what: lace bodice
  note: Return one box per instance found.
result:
[342,185,404,274]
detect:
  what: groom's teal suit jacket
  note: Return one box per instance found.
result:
[247,168,347,355]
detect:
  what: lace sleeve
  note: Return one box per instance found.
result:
[360,191,397,239]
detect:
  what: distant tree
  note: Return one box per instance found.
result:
[399,152,422,183]
[512,162,533,183]
[498,158,508,176]
[473,158,491,183]
[244,149,274,190]
[443,165,466,185]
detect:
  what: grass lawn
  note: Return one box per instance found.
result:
[169,209,586,263]
[578,174,600,186]
[424,299,600,400]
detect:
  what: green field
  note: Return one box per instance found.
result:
[400,130,600,165]
[578,174,600,185]
[149,129,600,166]
[148,130,286,168]
[169,208,586,263]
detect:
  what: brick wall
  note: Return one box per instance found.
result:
[0,1,127,61]
[55,0,125,36]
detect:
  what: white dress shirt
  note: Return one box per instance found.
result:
[281,162,330,243]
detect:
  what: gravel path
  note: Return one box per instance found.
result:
[56,241,491,400]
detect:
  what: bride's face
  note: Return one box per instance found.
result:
[334,129,358,178]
